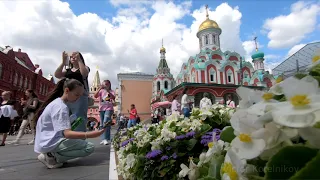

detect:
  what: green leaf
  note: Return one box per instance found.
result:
[265,145,318,180]
[220,126,236,143]
[187,138,198,151]
[208,155,224,179]
[294,73,308,79]
[198,124,212,136]
[246,175,264,180]
[290,152,320,180]
[198,164,209,178]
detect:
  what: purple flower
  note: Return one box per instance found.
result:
[201,135,212,139]
[201,139,211,146]
[213,128,222,133]
[161,155,169,161]
[146,150,162,159]
[186,131,196,138]
[120,138,135,147]
[171,153,177,159]
[121,140,130,147]
[175,135,186,140]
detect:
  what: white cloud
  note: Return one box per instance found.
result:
[0,0,260,87]
[263,1,320,48]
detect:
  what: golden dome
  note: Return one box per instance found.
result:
[160,46,166,53]
[198,5,220,33]
[198,18,220,32]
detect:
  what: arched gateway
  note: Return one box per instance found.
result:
[194,92,215,107]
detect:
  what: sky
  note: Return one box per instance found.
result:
[0,0,319,86]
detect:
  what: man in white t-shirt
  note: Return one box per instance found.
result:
[200,93,212,109]
[180,88,190,118]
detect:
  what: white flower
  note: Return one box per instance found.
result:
[221,150,247,180]
[198,153,207,167]
[230,109,266,159]
[125,153,136,169]
[205,133,225,162]
[263,122,298,150]
[299,127,320,149]
[272,76,320,128]
[199,109,213,120]
[236,87,264,109]
[178,158,199,180]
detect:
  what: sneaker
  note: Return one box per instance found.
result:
[37,153,63,169]
[103,140,109,145]
[27,140,34,145]
[100,140,105,145]
[7,140,19,145]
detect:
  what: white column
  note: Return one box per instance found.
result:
[205,69,208,83]
[217,70,221,84]
[197,70,201,83]
[222,69,225,84]
[235,70,239,85]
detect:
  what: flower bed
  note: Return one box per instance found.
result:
[113,57,320,179]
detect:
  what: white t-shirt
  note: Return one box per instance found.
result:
[34,98,71,153]
[181,94,189,109]
[200,97,212,109]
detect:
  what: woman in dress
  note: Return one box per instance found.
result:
[94,80,115,145]
[0,91,16,146]
[9,89,39,145]
[54,51,90,132]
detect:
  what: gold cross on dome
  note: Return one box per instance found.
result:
[205,5,209,18]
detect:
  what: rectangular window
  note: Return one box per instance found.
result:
[228,75,232,83]
[244,74,248,78]
[210,74,214,82]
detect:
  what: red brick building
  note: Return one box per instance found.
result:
[0,46,55,101]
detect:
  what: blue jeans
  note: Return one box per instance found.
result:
[67,95,88,132]
[99,110,113,141]
[183,107,190,118]
[127,119,136,128]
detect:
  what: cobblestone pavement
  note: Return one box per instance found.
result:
[0,129,116,180]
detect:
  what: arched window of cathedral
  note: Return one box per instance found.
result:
[227,69,234,84]
[243,71,249,79]
[209,68,216,83]
[157,81,160,91]
[213,34,216,44]
[205,35,209,45]
[164,81,168,89]
[0,63,2,79]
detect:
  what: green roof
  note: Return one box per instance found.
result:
[251,51,264,60]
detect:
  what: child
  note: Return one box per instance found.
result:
[33,78,107,169]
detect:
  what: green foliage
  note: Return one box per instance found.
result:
[273,94,286,102]
[207,155,224,179]
[290,152,320,180]
[309,64,320,77]
[294,73,308,79]
[220,126,236,143]
[265,145,318,180]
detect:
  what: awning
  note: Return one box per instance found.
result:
[152,101,172,109]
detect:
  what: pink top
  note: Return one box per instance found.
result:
[226,100,235,108]
[98,89,115,111]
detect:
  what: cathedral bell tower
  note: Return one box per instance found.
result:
[152,39,175,96]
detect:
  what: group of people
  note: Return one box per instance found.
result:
[0,89,40,146]
[0,51,121,169]
[153,89,236,121]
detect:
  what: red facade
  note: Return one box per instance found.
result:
[0,48,55,101]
